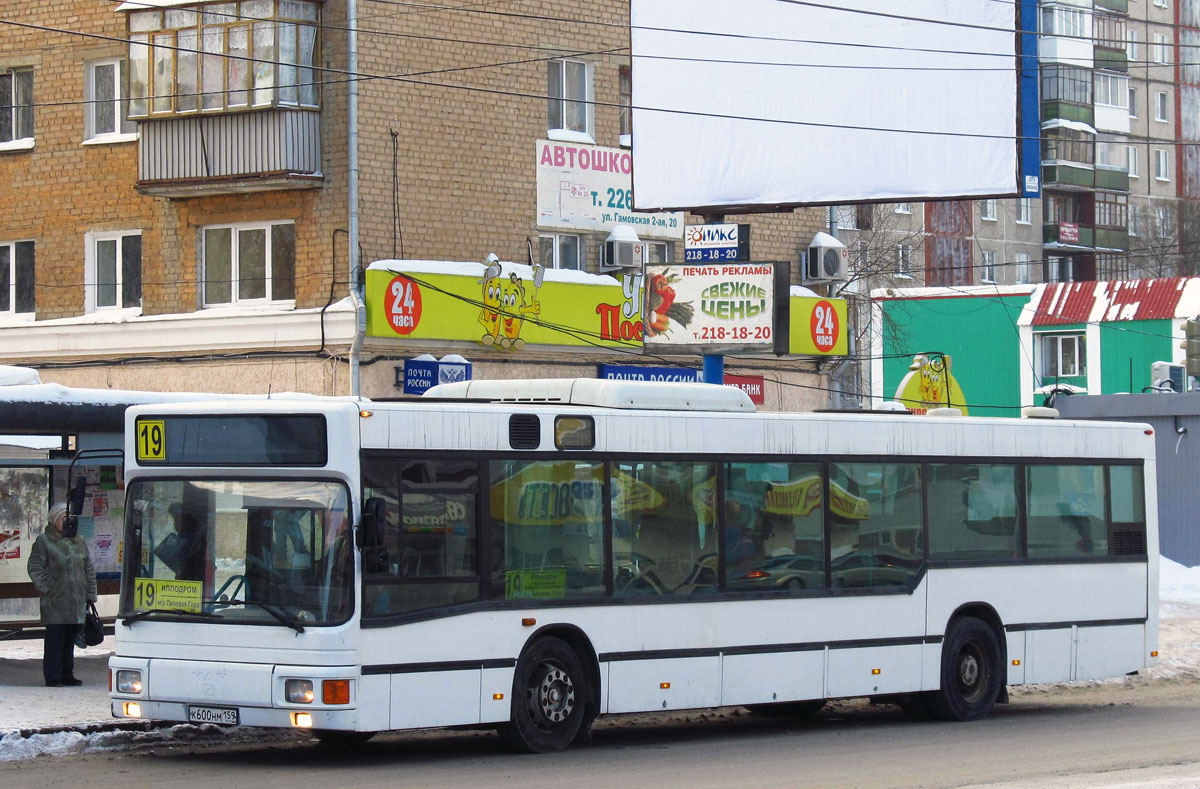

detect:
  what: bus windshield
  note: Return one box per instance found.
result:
[120,479,353,627]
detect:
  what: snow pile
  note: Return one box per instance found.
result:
[0,366,40,386]
[1160,556,1200,611]
[0,723,305,762]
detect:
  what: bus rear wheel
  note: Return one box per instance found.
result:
[926,616,1002,722]
[498,637,589,753]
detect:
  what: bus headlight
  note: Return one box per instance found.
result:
[116,670,143,694]
[286,679,314,703]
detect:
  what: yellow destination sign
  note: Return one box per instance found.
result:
[132,577,202,613]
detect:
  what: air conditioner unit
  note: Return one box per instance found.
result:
[805,232,849,284]
[601,240,643,271]
[1151,360,1185,392]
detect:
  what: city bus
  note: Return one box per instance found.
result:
[109,379,1158,752]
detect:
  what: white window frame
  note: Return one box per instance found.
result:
[1157,205,1173,235]
[84,59,138,144]
[896,244,912,278]
[85,231,142,313]
[1016,198,1032,224]
[644,240,673,264]
[1153,0,1168,7]
[547,58,594,143]
[980,250,997,283]
[1152,33,1168,64]
[0,68,34,151]
[1049,256,1074,283]
[1129,207,1140,237]
[1129,86,1138,118]
[0,240,36,319]
[1155,148,1170,181]
[1128,145,1139,178]
[1127,29,1138,60]
[1041,333,1086,378]
[1014,252,1032,284]
[1095,73,1130,109]
[538,232,585,270]
[1155,91,1169,122]
[894,202,912,214]
[980,199,997,221]
[830,206,857,230]
[201,220,296,307]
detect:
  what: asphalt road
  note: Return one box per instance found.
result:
[5,680,1200,788]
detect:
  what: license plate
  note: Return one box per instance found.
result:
[188,705,239,725]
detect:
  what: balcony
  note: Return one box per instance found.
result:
[1042,163,1095,189]
[1044,223,1095,248]
[1095,227,1129,250]
[1042,102,1094,126]
[1094,47,1128,73]
[1095,167,1129,191]
[136,109,322,198]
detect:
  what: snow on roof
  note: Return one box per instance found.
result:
[0,366,40,386]
[1025,278,1200,326]
[0,383,326,408]
[368,259,621,287]
[1041,118,1098,135]
[790,285,820,298]
[115,0,201,11]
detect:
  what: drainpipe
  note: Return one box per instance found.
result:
[347,0,364,396]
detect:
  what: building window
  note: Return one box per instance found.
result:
[1152,33,1168,64]
[1127,29,1138,60]
[85,232,142,312]
[1153,0,1168,7]
[85,60,137,142]
[0,69,34,148]
[547,59,592,139]
[1128,146,1139,178]
[1041,6,1089,38]
[1041,65,1092,105]
[1041,333,1086,378]
[1096,192,1128,229]
[1155,91,1169,122]
[1095,73,1129,109]
[538,233,584,270]
[127,1,320,117]
[1094,14,1127,51]
[1155,148,1170,180]
[1047,256,1074,283]
[1129,207,1140,237]
[980,250,997,283]
[1042,127,1094,164]
[897,244,912,277]
[829,205,858,230]
[894,202,912,214]
[1016,198,1032,224]
[202,221,296,306]
[645,241,672,264]
[980,199,997,221]
[856,240,871,271]
[1129,87,1138,118]
[1014,251,1032,284]
[0,241,35,315]
[618,65,632,142]
[1156,205,1174,236]
[1097,253,1130,281]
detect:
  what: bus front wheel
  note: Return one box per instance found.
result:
[498,637,588,753]
[926,616,1002,722]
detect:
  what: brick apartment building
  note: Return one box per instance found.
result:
[0,1,833,410]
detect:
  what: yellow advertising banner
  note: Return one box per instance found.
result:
[789,297,850,356]
[367,262,848,356]
[894,354,969,415]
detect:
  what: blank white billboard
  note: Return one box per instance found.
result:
[630,0,1018,212]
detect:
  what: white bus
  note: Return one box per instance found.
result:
[109,379,1158,751]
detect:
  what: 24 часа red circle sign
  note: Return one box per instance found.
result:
[810,299,840,353]
[386,275,422,335]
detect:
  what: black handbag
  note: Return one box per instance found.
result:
[83,602,104,647]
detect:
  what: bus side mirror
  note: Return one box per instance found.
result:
[358,497,389,573]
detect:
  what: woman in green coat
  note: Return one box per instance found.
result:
[27,502,97,687]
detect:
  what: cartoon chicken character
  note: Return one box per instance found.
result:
[497,268,543,350]
[477,256,503,345]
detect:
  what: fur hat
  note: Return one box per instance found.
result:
[47,502,69,527]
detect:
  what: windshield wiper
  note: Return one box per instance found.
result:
[205,599,305,634]
[122,608,221,626]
